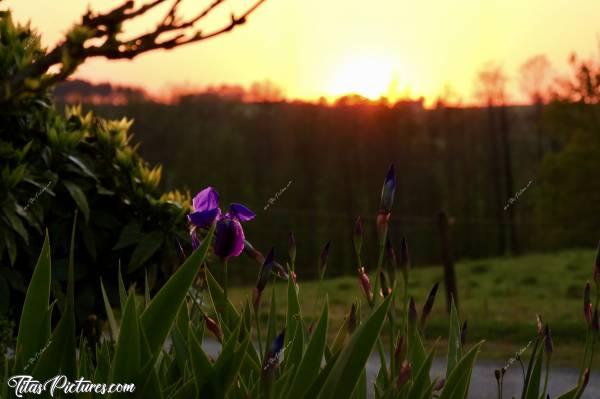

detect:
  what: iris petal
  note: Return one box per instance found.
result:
[229,203,255,222]
[214,218,245,258]
[192,187,220,212]
[188,208,220,228]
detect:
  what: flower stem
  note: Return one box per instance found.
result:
[255,308,263,360]
[373,222,388,305]
[223,258,229,327]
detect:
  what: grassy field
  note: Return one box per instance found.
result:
[227,248,599,367]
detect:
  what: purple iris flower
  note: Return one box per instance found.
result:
[188,187,255,259]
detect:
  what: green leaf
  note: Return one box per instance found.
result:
[32,216,78,381]
[205,267,241,332]
[94,341,112,384]
[67,154,97,180]
[113,222,143,250]
[520,339,541,399]
[440,341,484,399]
[14,232,51,372]
[63,180,90,222]
[265,286,277,360]
[523,342,544,399]
[446,297,462,376]
[284,322,304,377]
[2,202,28,244]
[554,386,578,399]
[127,231,164,273]
[317,292,394,399]
[140,224,213,357]
[286,301,329,399]
[4,229,17,265]
[171,325,189,376]
[118,262,127,313]
[100,279,119,340]
[109,293,141,387]
[349,369,367,399]
[285,275,303,367]
[407,315,427,378]
[169,380,196,399]
[188,327,213,393]
[408,348,435,399]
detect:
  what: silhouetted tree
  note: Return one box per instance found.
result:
[476,63,514,254]
[520,55,552,160]
[535,53,600,248]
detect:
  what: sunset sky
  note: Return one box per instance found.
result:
[4,0,600,104]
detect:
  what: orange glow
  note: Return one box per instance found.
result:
[328,54,396,100]
[4,0,600,104]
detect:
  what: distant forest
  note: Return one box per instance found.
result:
[54,70,600,282]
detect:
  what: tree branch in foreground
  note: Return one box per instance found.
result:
[1,0,267,102]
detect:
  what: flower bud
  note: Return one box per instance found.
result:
[290,270,297,285]
[494,369,501,381]
[379,271,391,298]
[408,297,417,324]
[397,360,411,387]
[536,314,544,336]
[584,283,593,325]
[394,335,404,367]
[358,267,374,305]
[288,232,296,265]
[318,240,331,278]
[420,282,439,328]
[583,368,590,387]
[204,314,222,342]
[433,377,445,392]
[353,216,363,258]
[379,164,396,214]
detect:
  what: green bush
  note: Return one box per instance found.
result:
[0,12,190,323]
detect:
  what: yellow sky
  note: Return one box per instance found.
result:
[4,0,600,103]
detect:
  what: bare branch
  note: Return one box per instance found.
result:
[1,0,269,102]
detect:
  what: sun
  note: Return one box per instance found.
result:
[328,55,396,100]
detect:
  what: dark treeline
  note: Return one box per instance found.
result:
[73,95,551,282]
